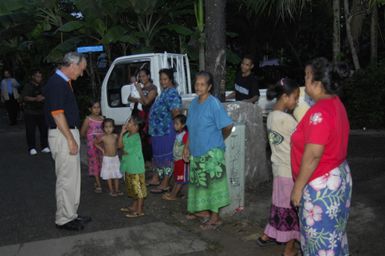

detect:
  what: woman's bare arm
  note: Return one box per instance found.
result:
[291,143,324,206]
[135,84,157,106]
[222,124,233,140]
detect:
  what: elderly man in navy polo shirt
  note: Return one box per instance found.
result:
[44,52,90,231]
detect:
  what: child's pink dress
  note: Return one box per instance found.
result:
[86,117,103,176]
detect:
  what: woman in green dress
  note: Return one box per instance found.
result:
[183,71,233,230]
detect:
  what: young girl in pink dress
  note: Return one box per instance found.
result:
[80,100,104,193]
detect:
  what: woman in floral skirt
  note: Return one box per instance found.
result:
[291,58,352,256]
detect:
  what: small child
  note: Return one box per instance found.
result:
[118,116,147,218]
[80,100,104,193]
[162,114,189,201]
[95,118,123,197]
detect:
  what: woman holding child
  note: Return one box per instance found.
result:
[183,71,233,230]
[129,68,157,166]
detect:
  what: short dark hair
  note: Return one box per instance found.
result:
[102,118,115,129]
[130,115,144,128]
[31,69,42,76]
[242,54,255,65]
[267,78,299,100]
[173,114,187,125]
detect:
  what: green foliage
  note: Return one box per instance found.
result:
[194,0,204,33]
[240,0,307,20]
[225,64,237,91]
[58,21,84,32]
[342,64,385,128]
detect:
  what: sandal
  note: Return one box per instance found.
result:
[256,237,277,247]
[120,207,135,213]
[150,186,170,194]
[94,187,102,193]
[109,192,117,197]
[125,212,145,218]
[146,181,160,187]
[116,191,124,196]
[186,214,211,224]
[162,193,177,201]
[200,221,223,231]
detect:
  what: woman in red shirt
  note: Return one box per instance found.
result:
[291,58,352,256]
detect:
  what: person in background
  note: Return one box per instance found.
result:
[1,69,20,125]
[118,116,147,218]
[291,58,352,255]
[226,55,260,103]
[147,68,181,193]
[22,69,50,155]
[95,118,123,197]
[44,52,91,231]
[183,71,233,230]
[162,114,189,201]
[257,78,300,256]
[80,100,104,193]
[129,68,158,168]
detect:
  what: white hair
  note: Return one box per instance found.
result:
[62,52,86,67]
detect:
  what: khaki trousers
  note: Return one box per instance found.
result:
[48,128,81,225]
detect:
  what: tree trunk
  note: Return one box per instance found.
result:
[198,32,205,71]
[332,0,341,64]
[350,0,366,46]
[205,0,226,101]
[370,4,378,65]
[344,0,360,70]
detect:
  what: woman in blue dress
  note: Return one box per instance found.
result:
[183,71,233,230]
[148,69,182,193]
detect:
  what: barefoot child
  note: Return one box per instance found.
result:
[258,78,300,256]
[95,118,123,196]
[80,100,104,193]
[118,116,147,217]
[162,114,189,201]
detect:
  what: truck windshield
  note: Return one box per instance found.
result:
[107,61,150,108]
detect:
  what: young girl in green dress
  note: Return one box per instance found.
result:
[118,116,147,218]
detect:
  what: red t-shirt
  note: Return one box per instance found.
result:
[291,96,350,182]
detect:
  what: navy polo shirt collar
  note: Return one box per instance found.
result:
[55,69,70,83]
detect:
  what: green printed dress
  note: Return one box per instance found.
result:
[186,95,233,213]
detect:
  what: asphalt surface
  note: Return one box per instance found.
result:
[0,110,384,256]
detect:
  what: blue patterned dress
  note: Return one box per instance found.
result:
[149,87,181,176]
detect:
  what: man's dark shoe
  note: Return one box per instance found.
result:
[56,220,84,231]
[76,215,92,224]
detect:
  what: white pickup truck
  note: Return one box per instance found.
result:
[101,52,306,125]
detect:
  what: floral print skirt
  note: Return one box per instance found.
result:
[187,148,230,213]
[299,161,352,256]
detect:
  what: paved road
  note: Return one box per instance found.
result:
[0,110,384,255]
